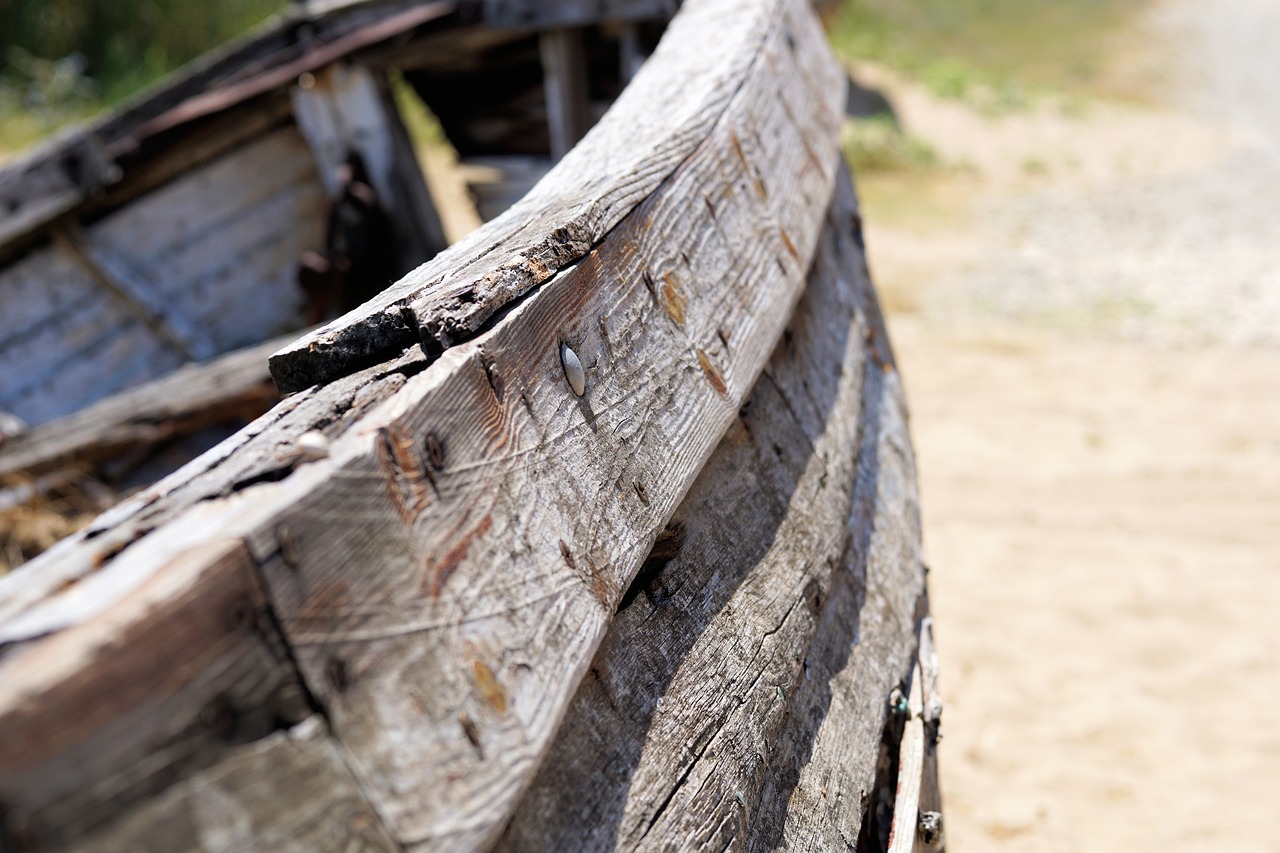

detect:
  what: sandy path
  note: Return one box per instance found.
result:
[857,0,1280,849]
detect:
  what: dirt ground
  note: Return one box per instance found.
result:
[857,1,1280,849]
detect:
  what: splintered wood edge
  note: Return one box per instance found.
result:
[888,663,925,853]
[0,0,846,846]
[268,0,783,392]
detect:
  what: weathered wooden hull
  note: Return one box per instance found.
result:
[0,0,943,850]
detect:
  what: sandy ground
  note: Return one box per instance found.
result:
[856,1,1280,849]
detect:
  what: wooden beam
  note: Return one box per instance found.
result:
[290,63,448,272]
[270,0,843,392]
[539,29,592,161]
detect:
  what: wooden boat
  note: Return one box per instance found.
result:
[0,0,944,850]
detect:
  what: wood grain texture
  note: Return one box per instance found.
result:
[270,0,839,391]
[497,162,877,853]
[888,664,924,853]
[0,348,424,651]
[75,718,398,853]
[746,219,928,850]
[0,333,289,481]
[0,1,913,849]
[0,539,313,847]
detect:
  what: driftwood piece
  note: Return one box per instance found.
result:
[270,0,840,390]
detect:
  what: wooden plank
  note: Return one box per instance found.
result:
[0,282,185,428]
[540,29,593,161]
[87,125,326,353]
[888,664,925,853]
[916,613,946,852]
[0,127,324,426]
[54,223,218,362]
[0,348,424,650]
[270,0,842,391]
[290,63,447,272]
[75,718,398,853]
[0,333,290,482]
[746,284,929,850]
[0,540,322,846]
[496,164,879,851]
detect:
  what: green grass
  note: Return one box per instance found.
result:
[828,0,1149,111]
[841,115,940,175]
[1,0,287,158]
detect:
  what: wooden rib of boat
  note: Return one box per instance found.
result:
[0,0,944,850]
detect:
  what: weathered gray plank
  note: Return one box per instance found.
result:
[0,540,317,846]
[0,127,324,425]
[0,333,289,482]
[75,718,397,853]
[54,223,218,361]
[497,162,877,852]
[90,125,326,352]
[270,0,836,391]
[290,63,447,270]
[540,29,592,161]
[0,349,424,649]
[747,328,928,850]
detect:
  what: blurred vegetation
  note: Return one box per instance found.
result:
[828,0,1147,113]
[0,0,286,154]
[840,115,939,175]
